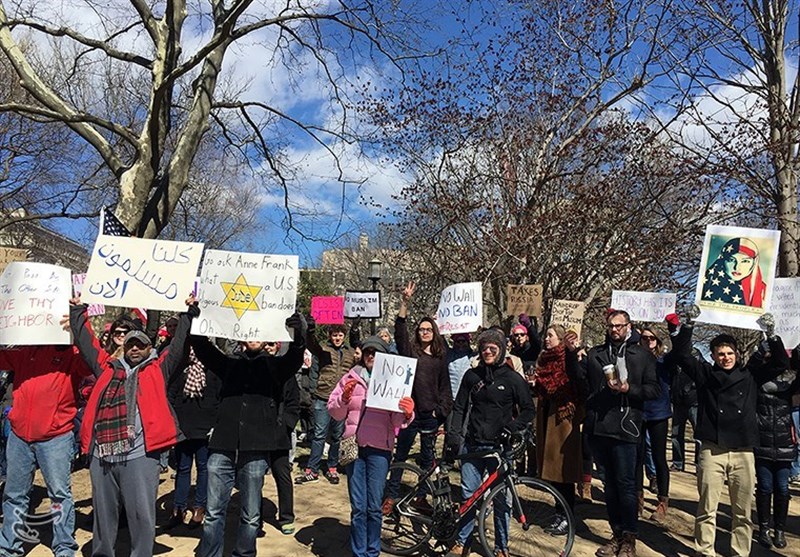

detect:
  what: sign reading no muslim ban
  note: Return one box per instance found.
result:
[72,273,105,317]
[694,225,781,330]
[311,296,345,325]
[770,277,800,348]
[192,250,299,342]
[343,291,381,319]
[366,352,418,412]
[0,262,71,345]
[82,235,203,312]
[611,290,677,323]
[549,299,586,339]
[437,282,483,334]
[506,284,543,317]
[0,247,27,274]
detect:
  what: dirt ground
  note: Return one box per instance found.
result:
[18,440,800,557]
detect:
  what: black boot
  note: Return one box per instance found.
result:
[755,490,772,548]
[772,491,790,549]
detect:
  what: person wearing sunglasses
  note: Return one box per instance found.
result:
[509,312,542,376]
[103,315,141,360]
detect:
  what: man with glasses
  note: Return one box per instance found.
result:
[584,310,659,557]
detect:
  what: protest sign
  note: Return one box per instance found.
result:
[694,225,780,330]
[0,247,27,274]
[311,296,344,325]
[611,290,677,323]
[343,291,381,319]
[0,262,71,345]
[192,250,299,341]
[437,282,482,333]
[366,352,417,412]
[770,277,800,348]
[72,273,105,317]
[82,235,203,312]
[549,299,586,338]
[506,284,543,317]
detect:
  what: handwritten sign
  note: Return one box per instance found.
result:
[366,352,418,412]
[343,291,381,319]
[82,235,203,312]
[0,247,27,274]
[72,273,105,317]
[611,290,677,323]
[549,299,586,338]
[770,278,800,348]
[0,262,71,345]
[311,296,344,324]
[192,249,299,341]
[437,282,483,334]
[506,284,543,317]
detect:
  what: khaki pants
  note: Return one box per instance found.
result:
[695,441,755,557]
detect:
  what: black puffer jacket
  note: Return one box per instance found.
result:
[754,366,798,461]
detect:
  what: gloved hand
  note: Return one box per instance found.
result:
[518,313,532,329]
[305,315,316,333]
[285,313,307,337]
[342,379,358,403]
[686,304,701,324]
[757,313,776,338]
[398,396,415,419]
[665,313,680,333]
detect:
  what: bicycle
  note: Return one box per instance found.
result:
[381,431,575,556]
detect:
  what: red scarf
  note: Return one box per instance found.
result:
[534,345,578,422]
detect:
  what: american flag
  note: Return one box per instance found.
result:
[100,207,148,324]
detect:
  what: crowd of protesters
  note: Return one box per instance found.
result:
[0,281,798,557]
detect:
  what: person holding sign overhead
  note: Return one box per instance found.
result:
[384,281,452,513]
[327,335,414,557]
[69,294,199,557]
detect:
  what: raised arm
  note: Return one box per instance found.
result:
[189,335,229,378]
[158,300,200,381]
[69,302,110,378]
[395,281,414,357]
[273,313,308,381]
[747,335,790,384]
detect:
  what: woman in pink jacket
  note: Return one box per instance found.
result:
[328,335,415,557]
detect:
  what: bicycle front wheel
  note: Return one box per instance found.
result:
[477,476,575,557]
[381,461,435,556]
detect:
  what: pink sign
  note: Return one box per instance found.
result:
[311,296,344,325]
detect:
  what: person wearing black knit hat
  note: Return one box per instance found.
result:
[445,327,535,557]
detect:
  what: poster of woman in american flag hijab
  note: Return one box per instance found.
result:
[694,225,781,330]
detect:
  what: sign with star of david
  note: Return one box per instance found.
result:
[191,249,299,341]
[694,225,780,331]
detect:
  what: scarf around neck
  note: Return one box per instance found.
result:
[535,344,578,422]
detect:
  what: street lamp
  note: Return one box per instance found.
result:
[367,259,383,334]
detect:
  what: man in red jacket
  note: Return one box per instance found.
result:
[0,344,92,557]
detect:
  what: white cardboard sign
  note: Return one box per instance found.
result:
[770,277,800,348]
[549,299,586,339]
[82,235,203,312]
[192,249,299,342]
[611,290,677,323]
[436,282,483,334]
[343,291,381,319]
[366,352,417,412]
[0,262,71,345]
[72,273,105,317]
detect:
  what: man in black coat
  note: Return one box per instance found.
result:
[191,313,305,557]
[583,310,659,557]
[670,310,789,557]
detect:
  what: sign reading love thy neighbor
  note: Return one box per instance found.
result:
[0,262,71,345]
[343,291,381,319]
[192,249,299,342]
[549,299,586,338]
[72,273,105,317]
[0,247,27,274]
[506,284,543,317]
[311,296,344,325]
[611,290,677,323]
[437,282,482,333]
[82,235,203,312]
[366,352,418,412]
[770,277,800,348]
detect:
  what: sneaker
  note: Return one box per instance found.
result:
[381,497,396,516]
[669,463,684,472]
[281,522,295,535]
[547,518,569,536]
[324,468,340,485]
[295,469,319,484]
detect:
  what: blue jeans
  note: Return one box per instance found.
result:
[0,430,77,557]
[307,398,345,473]
[197,451,268,557]
[590,436,639,535]
[174,438,209,510]
[345,447,391,557]
[756,458,791,496]
[644,431,656,479]
[386,414,438,498]
[792,407,800,478]
[456,444,510,551]
[671,404,699,468]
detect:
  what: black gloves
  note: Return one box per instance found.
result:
[285,313,308,338]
